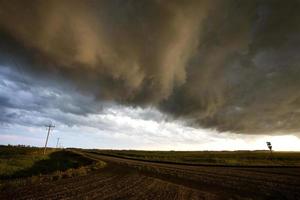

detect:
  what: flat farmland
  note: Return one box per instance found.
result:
[88,149,300,166]
[1,149,300,200]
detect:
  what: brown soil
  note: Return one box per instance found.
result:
[1,151,299,200]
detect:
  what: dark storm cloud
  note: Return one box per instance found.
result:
[0,66,165,130]
[0,66,105,126]
[0,0,300,134]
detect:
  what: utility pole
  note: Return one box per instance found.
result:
[44,123,55,155]
[56,137,60,148]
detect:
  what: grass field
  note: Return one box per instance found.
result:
[0,146,97,181]
[0,145,54,179]
[88,149,300,166]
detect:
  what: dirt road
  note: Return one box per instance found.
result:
[1,151,300,200]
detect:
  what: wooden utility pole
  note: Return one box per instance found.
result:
[44,123,55,155]
[56,137,60,148]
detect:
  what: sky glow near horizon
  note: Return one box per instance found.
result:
[1,114,300,151]
[1,66,300,151]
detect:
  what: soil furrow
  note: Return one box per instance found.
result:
[1,152,300,200]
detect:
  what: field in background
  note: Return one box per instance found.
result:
[87,149,300,166]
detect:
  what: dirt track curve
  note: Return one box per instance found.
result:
[1,151,300,200]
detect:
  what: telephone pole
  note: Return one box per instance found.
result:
[56,137,60,148]
[44,123,55,155]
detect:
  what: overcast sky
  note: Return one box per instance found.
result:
[1,1,300,151]
[1,66,299,150]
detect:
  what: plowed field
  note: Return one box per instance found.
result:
[1,151,299,200]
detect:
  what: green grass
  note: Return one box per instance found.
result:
[0,146,107,191]
[0,146,53,178]
[89,149,300,166]
[0,146,94,180]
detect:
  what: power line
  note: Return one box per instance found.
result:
[56,137,60,148]
[44,123,55,155]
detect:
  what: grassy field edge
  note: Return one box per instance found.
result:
[0,147,107,190]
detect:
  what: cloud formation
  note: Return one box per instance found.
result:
[1,66,300,151]
[1,0,300,134]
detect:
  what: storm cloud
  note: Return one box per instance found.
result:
[1,0,300,134]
